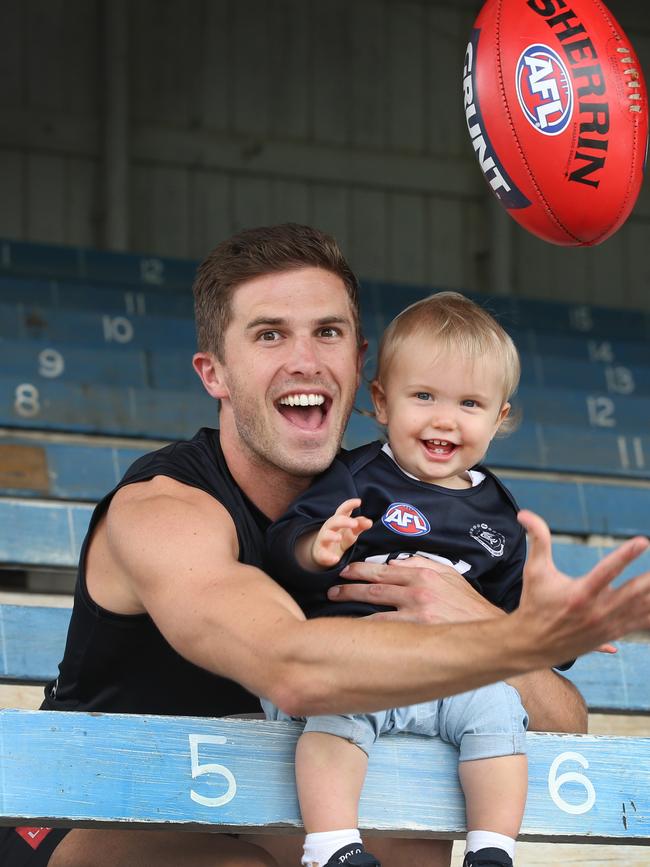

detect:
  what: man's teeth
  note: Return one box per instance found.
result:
[279,394,325,407]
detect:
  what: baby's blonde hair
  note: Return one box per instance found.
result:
[375,291,521,434]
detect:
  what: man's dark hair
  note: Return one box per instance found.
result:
[193,223,362,360]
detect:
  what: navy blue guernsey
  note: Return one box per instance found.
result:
[42,428,265,717]
[266,441,526,620]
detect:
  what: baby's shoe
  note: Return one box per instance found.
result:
[463,848,513,867]
[321,843,381,866]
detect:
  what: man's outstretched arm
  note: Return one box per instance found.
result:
[104,479,650,718]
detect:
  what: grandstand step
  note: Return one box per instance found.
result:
[0,338,203,393]
[0,237,196,290]
[0,303,195,351]
[0,376,214,440]
[345,416,650,480]
[1,497,648,573]
[0,434,648,536]
[0,275,194,319]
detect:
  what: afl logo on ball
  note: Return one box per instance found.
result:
[382,503,430,537]
[515,44,573,136]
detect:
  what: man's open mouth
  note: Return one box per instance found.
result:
[276,392,330,431]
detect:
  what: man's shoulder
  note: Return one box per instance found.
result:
[336,440,384,475]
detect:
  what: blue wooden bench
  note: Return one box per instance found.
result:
[1,496,650,573]
[1,437,649,535]
[2,602,648,717]
[0,708,648,843]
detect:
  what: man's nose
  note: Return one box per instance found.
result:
[285,337,322,376]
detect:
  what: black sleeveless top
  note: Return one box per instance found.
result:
[42,428,267,717]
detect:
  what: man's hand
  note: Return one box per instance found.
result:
[328,555,497,624]
[307,498,372,568]
[514,509,650,667]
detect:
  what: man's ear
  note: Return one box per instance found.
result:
[192,352,230,400]
[370,379,388,425]
[356,339,368,387]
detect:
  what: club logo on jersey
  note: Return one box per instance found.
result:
[470,523,505,557]
[516,44,573,136]
[16,827,54,850]
[382,502,430,537]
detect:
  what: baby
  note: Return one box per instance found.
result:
[265,292,530,867]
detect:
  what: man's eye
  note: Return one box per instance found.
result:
[416,392,432,401]
[319,326,340,338]
[259,330,281,341]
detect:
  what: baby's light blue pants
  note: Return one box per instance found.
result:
[262,681,528,759]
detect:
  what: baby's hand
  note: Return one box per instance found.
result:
[311,499,373,568]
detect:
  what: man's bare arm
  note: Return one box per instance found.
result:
[103,482,650,718]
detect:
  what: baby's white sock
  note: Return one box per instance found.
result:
[302,829,363,867]
[465,830,515,859]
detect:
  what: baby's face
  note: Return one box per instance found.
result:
[371,339,510,488]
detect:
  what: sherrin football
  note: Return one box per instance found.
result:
[463,0,648,245]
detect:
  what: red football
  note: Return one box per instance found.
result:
[463,0,648,245]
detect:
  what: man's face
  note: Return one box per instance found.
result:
[216,267,363,478]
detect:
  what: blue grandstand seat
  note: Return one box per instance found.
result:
[0,302,195,351]
[0,275,194,319]
[0,237,197,290]
[0,338,149,388]
[0,376,214,440]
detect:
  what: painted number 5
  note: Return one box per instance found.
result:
[189,734,237,807]
[548,751,596,815]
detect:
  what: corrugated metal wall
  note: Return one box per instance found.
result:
[0,0,648,308]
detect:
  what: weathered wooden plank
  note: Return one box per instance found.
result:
[0,711,648,842]
[0,605,69,683]
[1,598,648,715]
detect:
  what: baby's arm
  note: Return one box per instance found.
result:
[295,498,373,570]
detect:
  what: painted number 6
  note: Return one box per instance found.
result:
[548,751,596,815]
[188,734,237,807]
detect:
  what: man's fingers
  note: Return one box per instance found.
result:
[341,560,433,586]
[517,509,553,571]
[582,536,650,596]
[328,581,412,608]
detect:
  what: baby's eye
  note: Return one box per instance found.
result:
[461,399,477,408]
[416,392,432,401]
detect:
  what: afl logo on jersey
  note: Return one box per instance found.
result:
[382,502,430,537]
[515,44,573,136]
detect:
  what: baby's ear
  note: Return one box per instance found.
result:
[370,380,388,425]
[494,401,511,433]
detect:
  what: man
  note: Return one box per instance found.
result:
[9,224,648,867]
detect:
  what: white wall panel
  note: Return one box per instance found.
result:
[0,151,24,238]
[131,164,190,257]
[429,196,465,290]
[64,158,98,246]
[310,184,350,250]
[311,0,349,146]
[388,2,425,153]
[350,189,388,280]
[232,176,272,231]
[188,170,231,257]
[388,192,427,284]
[269,0,311,141]
[0,2,24,109]
[26,154,66,243]
[270,180,311,226]
[200,1,232,133]
[232,0,272,137]
[350,0,387,150]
